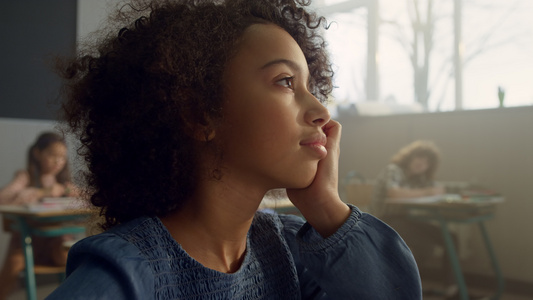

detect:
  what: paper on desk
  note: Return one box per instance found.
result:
[389,194,505,205]
[388,194,461,204]
[25,197,84,212]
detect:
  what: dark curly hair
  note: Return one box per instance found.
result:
[391,140,440,181]
[58,0,333,230]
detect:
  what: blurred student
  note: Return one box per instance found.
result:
[0,131,78,300]
[369,140,444,218]
[369,140,457,295]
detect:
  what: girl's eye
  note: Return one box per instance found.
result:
[276,76,294,90]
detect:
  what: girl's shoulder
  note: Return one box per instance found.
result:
[68,217,173,265]
[13,169,30,179]
[385,163,403,173]
[5,170,31,187]
[252,210,305,236]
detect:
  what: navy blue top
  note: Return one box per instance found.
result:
[46,205,421,299]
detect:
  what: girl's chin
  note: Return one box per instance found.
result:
[287,177,315,190]
[276,167,317,189]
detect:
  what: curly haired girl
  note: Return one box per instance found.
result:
[48,0,422,298]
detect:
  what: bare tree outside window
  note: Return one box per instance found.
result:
[381,0,532,111]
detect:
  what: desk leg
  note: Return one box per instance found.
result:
[438,218,469,300]
[478,222,504,300]
[17,219,37,300]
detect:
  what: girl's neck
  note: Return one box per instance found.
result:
[160,178,265,273]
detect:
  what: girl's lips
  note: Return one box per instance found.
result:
[303,143,327,158]
[301,134,328,158]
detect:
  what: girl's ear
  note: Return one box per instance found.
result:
[183,112,216,142]
[179,88,218,142]
[192,126,216,142]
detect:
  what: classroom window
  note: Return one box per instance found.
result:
[321,0,533,114]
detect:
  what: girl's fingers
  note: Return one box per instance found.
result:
[287,120,342,205]
[286,120,350,237]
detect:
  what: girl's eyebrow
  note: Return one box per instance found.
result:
[260,59,303,74]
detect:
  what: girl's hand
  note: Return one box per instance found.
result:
[286,120,350,237]
[41,174,57,188]
[41,174,67,197]
[49,183,67,197]
[12,188,43,204]
[434,185,446,194]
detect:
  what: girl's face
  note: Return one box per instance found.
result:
[217,23,330,191]
[35,142,68,176]
[408,156,430,176]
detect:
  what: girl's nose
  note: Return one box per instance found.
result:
[303,93,331,127]
[55,157,66,166]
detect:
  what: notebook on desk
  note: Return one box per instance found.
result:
[390,194,458,204]
[390,193,504,205]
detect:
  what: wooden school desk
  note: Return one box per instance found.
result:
[0,204,90,300]
[386,194,505,300]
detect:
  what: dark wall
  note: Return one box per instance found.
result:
[0,0,76,120]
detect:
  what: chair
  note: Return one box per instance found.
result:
[2,216,67,284]
[342,171,374,211]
